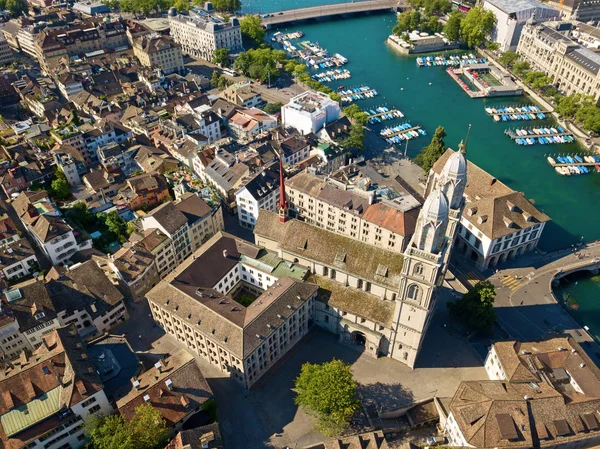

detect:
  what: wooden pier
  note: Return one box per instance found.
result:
[505,129,574,140]
[381,125,422,138]
[551,162,598,167]
[367,109,402,119]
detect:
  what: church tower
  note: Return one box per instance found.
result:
[277,155,289,223]
[390,149,466,368]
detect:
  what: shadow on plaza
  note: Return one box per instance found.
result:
[358,382,414,411]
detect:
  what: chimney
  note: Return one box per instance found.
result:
[132,378,140,390]
[154,361,163,373]
[143,394,151,403]
[223,249,228,258]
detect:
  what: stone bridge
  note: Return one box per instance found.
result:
[261,0,405,28]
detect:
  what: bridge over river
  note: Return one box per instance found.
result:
[261,0,405,27]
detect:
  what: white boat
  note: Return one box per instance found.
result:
[547,156,556,165]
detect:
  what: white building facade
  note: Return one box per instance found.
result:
[281,91,341,135]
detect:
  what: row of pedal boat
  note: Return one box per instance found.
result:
[486,105,542,114]
[380,123,427,142]
[312,69,351,82]
[368,107,404,124]
[416,54,487,67]
[340,86,378,103]
[516,135,575,145]
[514,126,566,135]
[494,112,546,122]
[547,155,600,175]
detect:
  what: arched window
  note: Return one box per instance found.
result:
[413,263,424,277]
[407,284,421,302]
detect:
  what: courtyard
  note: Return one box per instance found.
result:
[113,285,487,449]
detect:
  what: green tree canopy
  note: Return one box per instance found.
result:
[407,0,450,15]
[460,5,496,48]
[485,41,500,51]
[422,15,443,33]
[555,93,594,119]
[513,60,530,76]
[50,168,70,200]
[294,360,361,437]
[233,46,285,84]
[523,71,551,89]
[211,0,241,11]
[448,280,497,334]
[444,12,463,41]
[6,0,27,16]
[343,104,368,125]
[85,404,169,449]
[576,104,600,133]
[240,15,265,45]
[171,0,190,11]
[340,123,366,151]
[414,125,447,172]
[393,11,421,35]
[498,50,519,67]
[263,102,283,114]
[212,48,230,67]
[104,210,129,243]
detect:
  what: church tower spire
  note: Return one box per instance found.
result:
[277,155,289,223]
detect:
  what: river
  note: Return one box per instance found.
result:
[253,7,600,334]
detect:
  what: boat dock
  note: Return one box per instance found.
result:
[546,154,600,175]
[505,127,575,145]
[417,54,487,67]
[367,108,403,122]
[340,87,378,103]
[380,124,425,141]
[486,105,550,122]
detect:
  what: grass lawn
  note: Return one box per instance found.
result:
[234,292,256,307]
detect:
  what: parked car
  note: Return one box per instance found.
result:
[425,436,446,446]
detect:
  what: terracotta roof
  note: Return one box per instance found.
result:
[115,349,212,426]
[0,325,104,449]
[362,202,420,237]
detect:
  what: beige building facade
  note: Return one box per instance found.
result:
[133,34,184,75]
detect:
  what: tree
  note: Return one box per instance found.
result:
[523,71,551,89]
[340,123,366,151]
[294,360,360,437]
[498,50,519,68]
[210,70,221,88]
[448,280,496,334]
[423,0,450,15]
[485,41,500,51]
[444,12,463,41]
[171,0,190,11]
[393,11,421,35]
[414,126,447,172]
[85,414,133,449]
[86,404,169,449]
[5,0,27,16]
[233,47,285,84]
[240,15,265,45]
[212,48,230,67]
[460,5,495,48]
[105,210,129,243]
[211,0,241,12]
[50,169,70,200]
[575,104,600,133]
[555,93,588,119]
[263,102,283,114]
[343,104,368,125]
[422,15,443,34]
[513,61,530,77]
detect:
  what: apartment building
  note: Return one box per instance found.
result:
[228,108,278,143]
[0,239,38,282]
[115,349,213,431]
[122,172,170,211]
[146,232,316,388]
[133,34,185,75]
[444,337,600,448]
[131,228,178,278]
[427,149,549,270]
[0,326,113,449]
[168,6,243,61]
[0,35,14,65]
[517,20,600,103]
[221,81,263,108]
[12,191,93,265]
[235,162,281,229]
[285,170,421,253]
[101,242,161,302]
[281,91,341,135]
[141,194,223,266]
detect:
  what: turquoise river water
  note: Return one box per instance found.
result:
[255,7,600,331]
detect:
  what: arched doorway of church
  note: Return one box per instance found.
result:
[351,331,366,347]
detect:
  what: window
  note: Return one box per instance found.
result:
[413,263,424,276]
[407,284,421,302]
